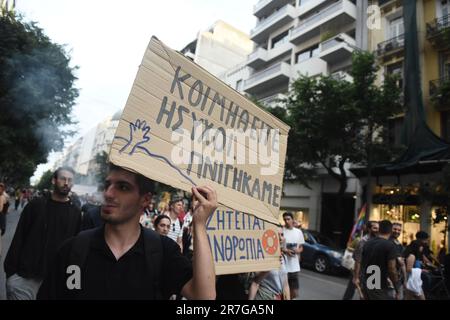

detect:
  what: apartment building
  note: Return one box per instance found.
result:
[242,0,368,247]
[362,0,450,252]
[180,20,254,78]
[0,0,15,13]
[54,110,121,186]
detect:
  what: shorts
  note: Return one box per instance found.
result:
[287,272,300,290]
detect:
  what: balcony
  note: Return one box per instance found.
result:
[258,93,287,107]
[376,34,404,59]
[250,4,297,43]
[319,33,356,65]
[253,0,293,18]
[291,57,328,80]
[244,62,291,95]
[430,76,450,111]
[297,0,329,18]
[290,0,357,44]
[378,0,402,12]
[247,47,268,69]
[331,70,353,82]
[426,14,450,50]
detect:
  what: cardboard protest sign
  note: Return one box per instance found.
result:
[207,206,281,275]
[110,36,289,225]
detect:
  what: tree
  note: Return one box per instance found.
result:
[35,169,53,191]
[265,51,403,227]
[95,151,109,189]
[0,13,78,185]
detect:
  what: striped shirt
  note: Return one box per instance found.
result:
[167,217,183,242]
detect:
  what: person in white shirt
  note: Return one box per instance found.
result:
[0,182,10,255]
[281,212,305,300]
[167,197,184,250]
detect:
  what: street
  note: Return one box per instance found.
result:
[0,204,352,300]
[297,269,351,300]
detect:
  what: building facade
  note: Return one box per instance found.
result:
[180,20,254,78]
[242,0,369,247]
[362,0,450,252]
[54,110,121,187]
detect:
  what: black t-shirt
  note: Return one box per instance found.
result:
[361,237,398,289]
[41,199,82,275]
[39,226,193,299]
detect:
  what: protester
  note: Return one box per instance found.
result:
[353,220,379,298]
[360,220,400,300]
[249,231,290,300]
[4,167,81,300]
[390,222,407,299]
[403,231,431,300]
[167,197,184,250]
[0,182,9,236]
[282,212,304,299]
[153,214,171,236]
[37,164,217,300]
[0,182,10,257]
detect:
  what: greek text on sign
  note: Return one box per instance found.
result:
[110,36,289,224]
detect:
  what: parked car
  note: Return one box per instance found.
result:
[300,229,346,274]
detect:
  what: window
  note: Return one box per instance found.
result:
[388,16,404,39]
[386,61,404,89]
[444,53,450,78]
[295,45,319,63]
[271,29,291,49]
[438,0,450,18]
[388,116,404,146]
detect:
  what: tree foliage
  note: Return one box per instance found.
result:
[95,151,109,189]
[264,51,403,195]
[35,169,53,191]
[0,13,78,185]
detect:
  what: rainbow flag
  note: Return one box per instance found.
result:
[347,204,366,247]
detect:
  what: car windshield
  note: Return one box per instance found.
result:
[308,231,338,248]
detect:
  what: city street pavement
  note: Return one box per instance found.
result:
[0,202,354,300]
[296,268,353,300]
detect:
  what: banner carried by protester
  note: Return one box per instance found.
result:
[207,206,281,275]
[109,36,289,273]
[109,36,289,226]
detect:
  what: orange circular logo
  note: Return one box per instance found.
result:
[262,229,279,255]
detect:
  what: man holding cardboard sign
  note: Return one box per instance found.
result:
[109,36,289,275]
[38,164,217,300]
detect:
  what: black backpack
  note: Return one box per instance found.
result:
[69,227,164,299]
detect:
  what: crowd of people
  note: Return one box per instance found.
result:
[1,167,449,300]
[343,220,450,300]
[0,167,309,300]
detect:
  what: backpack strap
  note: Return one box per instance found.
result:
[142,228,163,299]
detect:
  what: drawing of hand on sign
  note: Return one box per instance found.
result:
[115,118,197,186]
[119,119,150,155]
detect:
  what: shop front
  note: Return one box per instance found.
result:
[370,185,448,256]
